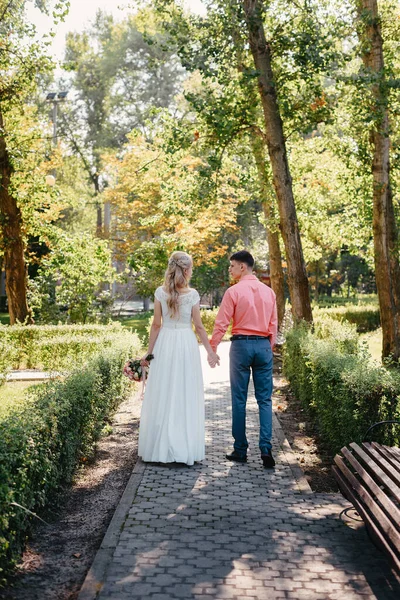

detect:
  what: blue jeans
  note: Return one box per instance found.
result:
[229,338,273,457]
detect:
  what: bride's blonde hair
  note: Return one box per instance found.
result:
[164,251,192,316]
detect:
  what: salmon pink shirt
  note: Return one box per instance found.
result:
[210,274,278,349]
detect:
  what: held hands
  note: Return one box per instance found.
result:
[207,350,220,368]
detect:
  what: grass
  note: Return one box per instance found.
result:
[314,293,378,308]
[0,381,42,417]
[113,311,152,344]
[360,328,382,363]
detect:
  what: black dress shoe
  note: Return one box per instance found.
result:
[226,451,247,463]
[261,451,275,468]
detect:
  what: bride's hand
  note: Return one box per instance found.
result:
[207,351,220,368]
[140,356,150,367]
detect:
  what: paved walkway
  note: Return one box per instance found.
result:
[78,344,400,600]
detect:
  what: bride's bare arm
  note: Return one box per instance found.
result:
[192,304,220,367]
[141,299,162,364]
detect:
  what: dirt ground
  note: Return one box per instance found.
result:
[1,358,338,600]
[272,355,338,493]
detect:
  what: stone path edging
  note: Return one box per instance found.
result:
[78,460,146,600]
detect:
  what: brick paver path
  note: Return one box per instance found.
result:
[79,343,400,600]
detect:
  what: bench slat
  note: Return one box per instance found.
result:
[332,464,400,572]
[349,443,400,503]
[334,455,400,553]
[374,444,400,472]
[362,443,400,489]
[389,446,400,460]
[341,447,400,529]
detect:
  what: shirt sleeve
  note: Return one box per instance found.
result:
[210,289,235,350]
[154,287,162,302]
[191,289,200,306]
[269,295,278,349]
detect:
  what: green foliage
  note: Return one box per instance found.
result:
[0,340,140,581]
[198,309,232,340]
[29,232,115,324]
[2,322,137,371]
[59,7,183,201]
[0,383,36,418]
[129,240,169,299]
[0,330,18,385]
[283,322,400,456]
[314,304,380,333]
[115,313,153,346]
[191,257,230,306]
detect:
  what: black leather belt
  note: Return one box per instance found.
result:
[231,335,269,340]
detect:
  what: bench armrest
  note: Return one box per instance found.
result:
[362,420,400,443]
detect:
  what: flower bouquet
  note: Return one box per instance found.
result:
[123,354,154,382]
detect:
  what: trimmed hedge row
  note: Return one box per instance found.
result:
[314,304,380,332]
[199,309,232,339]
[0,335,141,582]
[283,319,400,457]
[0,323,135,377]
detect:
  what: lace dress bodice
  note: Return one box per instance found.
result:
[154,287,200,328]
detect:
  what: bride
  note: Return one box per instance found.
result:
[138,251,219,466]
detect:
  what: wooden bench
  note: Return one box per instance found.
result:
[332,421,400,572]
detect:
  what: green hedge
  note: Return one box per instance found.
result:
[0,335,141,582]
[199,308,232,339]
[0,322,135,374]
[283,320,400,457]
[0,331,18,386]
[314,304,380,332]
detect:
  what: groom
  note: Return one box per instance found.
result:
[209,251,278,468]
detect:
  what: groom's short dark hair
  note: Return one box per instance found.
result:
[230,250,254,268]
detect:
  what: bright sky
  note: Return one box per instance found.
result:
[26,0,206,62]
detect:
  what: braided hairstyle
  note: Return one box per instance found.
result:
[164,251,193,317]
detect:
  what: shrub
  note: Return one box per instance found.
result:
[28,231,115,324]
[313,315,359,354]
[2,322,134,370]
[314,304,380,332]
[0,335,141,581]
[0,328,18,386]
[199,308,232,339]
[283,323,400,456]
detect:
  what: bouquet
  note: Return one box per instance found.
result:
[123,354,154,382]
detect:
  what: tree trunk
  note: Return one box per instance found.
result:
[315,260,320,302]
[93,173,103,237]
[357,0,400,360]
[0,112,33,324]
[243,0,312,323]
[250,134,285,328]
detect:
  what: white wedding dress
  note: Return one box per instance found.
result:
[138,287,205,466]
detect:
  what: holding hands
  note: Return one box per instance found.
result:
[207,349,220,368]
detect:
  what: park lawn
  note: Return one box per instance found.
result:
[0,381,42,417]
[0,313,10,325]
[114,312,152,343]
[359,328,382,363]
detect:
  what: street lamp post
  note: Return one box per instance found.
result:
[46,91,68,147]
[45,91,68,185]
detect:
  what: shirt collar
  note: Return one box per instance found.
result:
[240,274,257,281]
